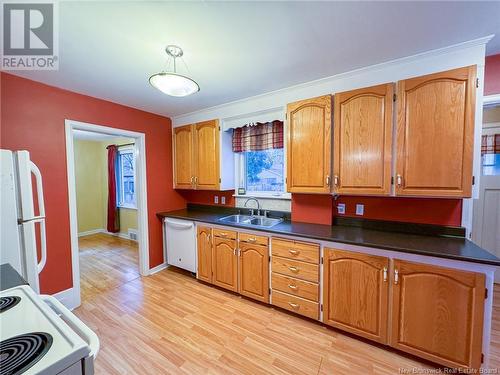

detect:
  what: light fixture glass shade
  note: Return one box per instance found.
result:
[149,72,199,97]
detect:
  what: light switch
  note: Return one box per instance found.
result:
[337,203,345,214]
[214,196,219,204]
[356,204,364,216]
[221,196,226,205]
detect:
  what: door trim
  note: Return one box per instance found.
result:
[64,119,150,309]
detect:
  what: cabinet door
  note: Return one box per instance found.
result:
[196,226,212,283]
[212,237,238,292]
[333,84,393,195]
[391,260,485,369]
[396,66,476,197]
[323,248,389,343]
[194,120,220,190]
[173,125,194,189]
[238,242,269,303]
[286,95,332,193]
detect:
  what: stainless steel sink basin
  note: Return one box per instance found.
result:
[218,214,253,224]
[218,214,283,228]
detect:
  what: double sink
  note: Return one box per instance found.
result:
[218,214,283,228]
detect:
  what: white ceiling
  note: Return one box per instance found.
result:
[72,129,133,142]
[9,1,500,119]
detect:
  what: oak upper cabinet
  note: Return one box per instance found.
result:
[212,231,238,292]
[173,119,234,190]
[395,66,476,197]
[333,84,394,195]
[238,234,269,303]
[196,226,212,283]
[194,120,220,190]
[391,260,485,369]
[173,125,194,189]
[323,248,389,344]
[286,95,332,193]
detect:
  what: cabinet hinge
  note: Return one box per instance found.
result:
[485,288,488,299]
[393,93,397,102]
[472,176,475,185]
[481,353,484,363]
[269,288,271,295]
[219,178,221,183]
[391,176,394,185]
[320,304,323,312]
[476,78,480,88]
[320,257,324,265]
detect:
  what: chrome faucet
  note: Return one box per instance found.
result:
[244,197,260,216]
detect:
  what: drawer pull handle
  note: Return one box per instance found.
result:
[288,302,300,309]
[289,266,299,273]
[383,267,387,282]
[288,249,299,255]
[394,269,399,285]
[247,237,257,243]
[219,232,227,238]
[288,284,298,290]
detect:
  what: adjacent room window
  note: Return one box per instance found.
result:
[481,133,500,176]
[232,120,286,196]
[117,147,136,208]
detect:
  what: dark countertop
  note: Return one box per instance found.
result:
[0,263,27,291]
[158,209,500,266]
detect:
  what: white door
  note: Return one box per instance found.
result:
[472,124,500,281]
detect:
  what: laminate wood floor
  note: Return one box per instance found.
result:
[74,235,500,374]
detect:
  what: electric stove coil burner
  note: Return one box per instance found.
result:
[0,296,20,313]
[0,333,52,375]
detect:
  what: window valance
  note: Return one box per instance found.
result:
[232,120,283,153]
[482,134,500,155]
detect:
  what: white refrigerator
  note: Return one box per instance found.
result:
[1,149,47,293]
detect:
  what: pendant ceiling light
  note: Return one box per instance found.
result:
[149,45,200,97]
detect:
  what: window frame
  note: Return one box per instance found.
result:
[116,145,137,209]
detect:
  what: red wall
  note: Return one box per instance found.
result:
[0,73,186,294]
[485,54,500,95]
[291,194,333,225]
[177,190,235,206]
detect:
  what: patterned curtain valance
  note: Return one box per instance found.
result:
[482,134,500,155]
[232,120,284,153]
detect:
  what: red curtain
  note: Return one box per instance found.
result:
[107,145,120,233]
[232,120,283,153]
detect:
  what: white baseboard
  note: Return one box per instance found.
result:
[78,228,105,237]
[53,287,80,311]
[149,262,169,275]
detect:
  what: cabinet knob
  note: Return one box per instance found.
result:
[396,174,402,187]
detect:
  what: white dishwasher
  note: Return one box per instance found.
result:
[164,218,196,273]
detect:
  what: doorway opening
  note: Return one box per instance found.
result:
[472,96,500,282]
[65,120,149,308]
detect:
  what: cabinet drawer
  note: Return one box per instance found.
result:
[272,238,319,263]
[272,256,319,282]
[239,233,268,246]
[272,290,319,320]
[213,228,237,240]
[271,273,319,302]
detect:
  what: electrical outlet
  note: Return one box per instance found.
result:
[214,196,219,204]
[337,203,345,214]
[356,204,364,216]
[221,196,226,205]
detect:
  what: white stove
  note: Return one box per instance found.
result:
[0,285,99,374]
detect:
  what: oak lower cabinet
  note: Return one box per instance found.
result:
[212,232,238,292]
[322,249,389,344]
[391,260,485,369]
[238,234,269,303]
[322,251,486,370]
[196,228,269,302]
[196,226,213,283]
